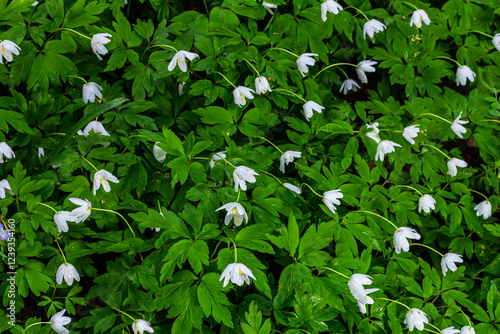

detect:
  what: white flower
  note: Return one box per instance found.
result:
[0,179,13,199]
[460,326,475,334]
[323,189,343,214]
[365,122,380,143]
[0,142,15,163]
[283,183,301,194]
[451,111,468,139]
[280,151,301,173]
[0,225,11,241]
[132,319,154,334]
[210,152,226,168]
[167,50,199,72]
[404,308,428,331]
[303,101,325,121]
[216,202,248,226]
[233,86,255,107]
[50,309,71,334]
[356,288,378,315]
[297,53,318,77]
[262,2,277,15]
[153,143,167,163]
[340,79,360,94]
[456,65,475,86]
[0,40,21,64]
[83,120,110,137]
[82,82,103,104]
[321,0,343,22]
[90,33,112,60]
[356,60,377,84]
[402,125,419,145]
[375,140,402,161]
[233,166,259,192]
[54,211,76,233]
[69,198,92,223]
[178,82,185,96]
[418,194,436,213]
[493,34,500,52]
[220,263,256,287]
[347,274,375,303]
[56,263,80,286]
[410,9,431,28]
[363,19,386,39]
[255,76,272,94]
[393,227,421,254]
[442,327,460,334]
[93,169,119,195]
[474,200,492,219]
[441,253,463,276]
[447,158,467,177]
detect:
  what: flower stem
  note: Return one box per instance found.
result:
[423,328,441,334]
[91,208,136,238]
[375,297,412,311]
[80,155,99,172]
[228,238,238,263]
[214,71,237,89]
[469,30,493,39]
[411,112,452,125]
[401,1,419,10]
[236,189,241,203]
[20,322,52,334]
[257,136,284,154]
[273,88,307,103]
[300,183,323,198]
[153,44,179,53]
[449,305,472,327]
[60,28,91,40]
[355,210,399,230]
[344,6,369,21]
[427,323,443,333]
[393,185,424,196]
[242,58,260,77]
[433,56,462,67]
[55,238,68,265]
[411,243,444,257]
[318,266,350,279]
[420,143,451,160]
[34,202,59,214]
[313,63,358,79]
[259,169,283,185]
[479,119,500,124]
[269,47,299,58]
[467,189,488,201]
[67,75,88,84]
[111,307,136,322]
[217,155,236,168]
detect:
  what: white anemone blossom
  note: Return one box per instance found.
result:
[375,140,402,161]
[233,166,259,192]
[0,179,13,199]
[404,308,429,331]
[393,227,421,254]
[441,253,463,276]
[402,125,420,145]
[54,211,76,233]
[456,65,475,86]
[132,319,154,334]
[418,194,436,213]
[90,33,112,60]
[356,60,378,84]
[69,198,92,223]
[0,40,21,63]
[474,200,492,220]
[262,2,277,15]
[168,50,199,72]
[0,142,15,163]
[93,169,119,195]
[493,33,500,52]
[340,79,360,95]
[303,101,325,121]
[280,151,301,173]
[296,53,318,77]
[216,202,248,226]
[447,158,467,177]
[321,0,343,22]
[220,263,256,287]
[365,122,380,143]
[233,86,255,107]
[255,76,272,94]
[50,309,71,334]
[56,263,80,286]
[450,111,468,139]
[410,9,431,28]
[210,152,226,168]
[363,19,386,39]
[459,326,475,334]
[82,82,103,104]
[153,143,167,163]
[323,189,343,214]
[82,120,110,137]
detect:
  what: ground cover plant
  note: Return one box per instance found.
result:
[1,0,500,333]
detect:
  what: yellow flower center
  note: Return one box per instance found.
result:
[1,46,5,53]
[100,178,107,183]
[239,268,242,275]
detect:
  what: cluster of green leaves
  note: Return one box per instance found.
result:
[1,0,500,333]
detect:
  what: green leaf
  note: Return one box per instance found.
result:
[197,273,233,328]
[161,128,185,156]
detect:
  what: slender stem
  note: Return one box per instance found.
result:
[423,328,441,334]
[300,183,323,198]
[60,28,91,40]
[91,208,136,238]
[214,71,237,89]
[153,44,179,53]
[412,243,444,257]
[427,323,443,333]
[313,63,358,79]
[479,119,500,124]
[468,189,488,201]
[257,136,284,154]
[433,56,462,67]
[46,132,67,136]
[375,298,412,311]
[318,266,350,279]
[210,239,223,259]
[111,307,136,322]
[236,189,241,203]
[242,58,260,77]
[80,155,99,172]
[269,47,299,58]
[337,67,349,80]
[55,238,68,265]
[355,210,399,230]
[469,30,493,39]
[420,144,451,160]
[296,330,311,334]
[273,88,307,103]
[393,185,424,197]
[67,75,88,84]
[345,6,369,21]
[217,155,236,168]
[259,169,283,185]
[20,322,52,334]
[228,238,238,263]
[411,113,452,125]
[34,202,59,214]
[401,1,419,10]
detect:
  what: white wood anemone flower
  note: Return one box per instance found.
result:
[262,1,277,15]
[283,183,301,194]
[375,140,401,161]
[69,198,92,223]
[460,326,475,334]
[447,158,467,177]
[456,65,475,86]
[441,252,463,276]
[56,263,81,286]
[220,263,256,287]
[132,319,154,334]
[153,143,167,163]
[50,309,71,334]
[363,19,386,39]
[91,33,112,60]
[402,125,420,145]
[493,33,500,52]
[168,50,199,72]
[393,227,421,254]
[340,79,360,94]
[233,86,255,107]
[296,53,318,77]
[347,274,378,314]
[418,194,436,213]
[0,40,21,63]
[0,141,15,163]
[450,111,468,138]
[410,9,431,28]
[216,202,248,226]
[255,76,272,94]
[280,151,301,173]
[441,327,460,334]
[474,200,492,219]
[321,0,343,22]
[93,169,119,195]
[404,308,429,331]
[210,152,226,168]
[83,120,110,137]
[233,166,259,192]
[303,101,324,121]
[54,211,76,233]
[365,122,380,143]
[356,60,378,84]
[0,179,13,199]
[323,189,343,214]
[82,82,103,104]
